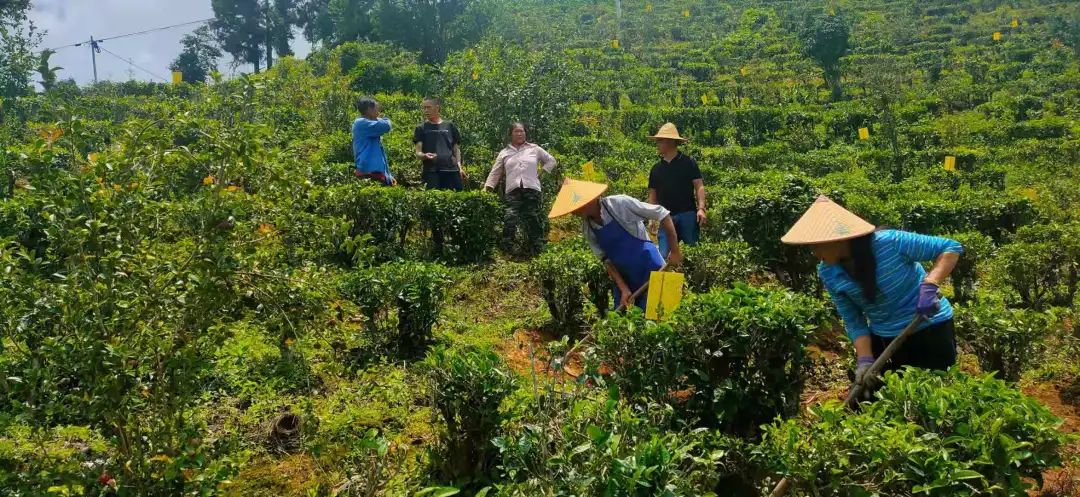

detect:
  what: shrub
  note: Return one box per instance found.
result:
[340,261,453,358]
[677,285,823,434]
[955,300,1052,383]
[706,173,839,293]
[494,393,752,496]
[681,240,759,293]
[529,238,610,335]
[895,190,1036,243]
[758,369,1065,495]
[945,231,995,304]
[989,223,1080,310]
[417,189,502,264]
[318,184,416,262]
[423,346,516,484]
[591,284,823,435]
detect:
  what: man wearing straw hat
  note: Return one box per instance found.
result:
[781,196,963,396]
[647,122,706,258]
[549,178,682,311]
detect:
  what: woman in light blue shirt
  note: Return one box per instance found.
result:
[782,196,963,387]
[352,96,395,186]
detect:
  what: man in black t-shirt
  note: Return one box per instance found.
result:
[647,122,706,257]
[413,96,465,191]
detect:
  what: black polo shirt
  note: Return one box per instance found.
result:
[648,152,702,215]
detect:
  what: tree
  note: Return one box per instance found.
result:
[35,49,62,91]
[801,12,849,101]
[170,27,223,83]
[212,0,265,72]
[0,0,38,99]
[211,0,296,73]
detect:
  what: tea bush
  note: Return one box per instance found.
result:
[707,174,840,292]
[529,238,611,335]
[945,231,995,304]
[417,189,502,264]
[955,299,1052,383]
[989,223,1080,310]
[340,261,453,358]
[592,284,823,434]
[494,392,755,496]
[423,346,516,485]
[758,369,1065,496]
[681,240,760,292]
[318,184,416,262]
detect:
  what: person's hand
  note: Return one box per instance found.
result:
[916,282,941,316]
[696,208,707,226]
[423,152,437,161]
[618,285,633,310]
[483,185,494,193]
[460,168,468,181]
[854,356,875,385]
[666,247,683,268]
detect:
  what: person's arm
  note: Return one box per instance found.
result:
[659,215,683,266]
[693,178,707,225]
[605,260,633,308]
[892,230,964,284]
[454,144,465,178]
[538,147,557,173]
[826,284,873,348]
[648,188,658,204]
[359,117,391,136]
[484,152,506,192]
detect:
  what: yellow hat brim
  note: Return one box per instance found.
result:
[548,179,608,219]
[781,196,876,245]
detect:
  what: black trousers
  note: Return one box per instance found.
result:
[871,318,957,373]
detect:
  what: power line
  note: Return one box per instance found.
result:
[97,46,170,82]
[48,17,214,52]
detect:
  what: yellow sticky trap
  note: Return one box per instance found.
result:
[993,31,1002,41]
[740,67,748,77]
[472,70,479,81]
[1020,188,1038,201]
[645,3,653,12]
[700,94,709,105]
[683,9,690,17]
[1011,18,1019,28]
[645,271,684,320]
[172,71,183,84]
[858,127,869,140]
[582,161,597,181]
[611,39,620,49]
[943,155,956,171]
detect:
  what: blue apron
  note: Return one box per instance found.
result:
[594,204,665,310]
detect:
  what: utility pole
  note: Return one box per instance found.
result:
[89,36,99,83]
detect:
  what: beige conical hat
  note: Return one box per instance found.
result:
[648,122,688,142]
[548,178,609,219]
[781,196,876,245]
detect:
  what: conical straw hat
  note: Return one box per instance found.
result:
[548,178,608,219]
[781,195,876,245]
[648,122,688,142]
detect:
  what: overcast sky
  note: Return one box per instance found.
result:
[29,0,312,87]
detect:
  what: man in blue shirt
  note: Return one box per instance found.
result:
[352,96,395,186]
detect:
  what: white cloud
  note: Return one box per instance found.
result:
[29,0,311,86]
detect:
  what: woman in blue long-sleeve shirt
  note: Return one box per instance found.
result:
[352,96,395,186]
[782,196,963,387]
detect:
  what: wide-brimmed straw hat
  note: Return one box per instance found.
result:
[781,195,876,245]
[548,178,608,219]
[648,122,689,142]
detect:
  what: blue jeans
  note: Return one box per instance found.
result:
[658,211,700,258]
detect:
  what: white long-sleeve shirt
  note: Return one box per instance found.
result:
[583,195,670,259]
[484,143,557,193]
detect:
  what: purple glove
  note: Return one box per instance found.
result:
[916,282,941,316]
